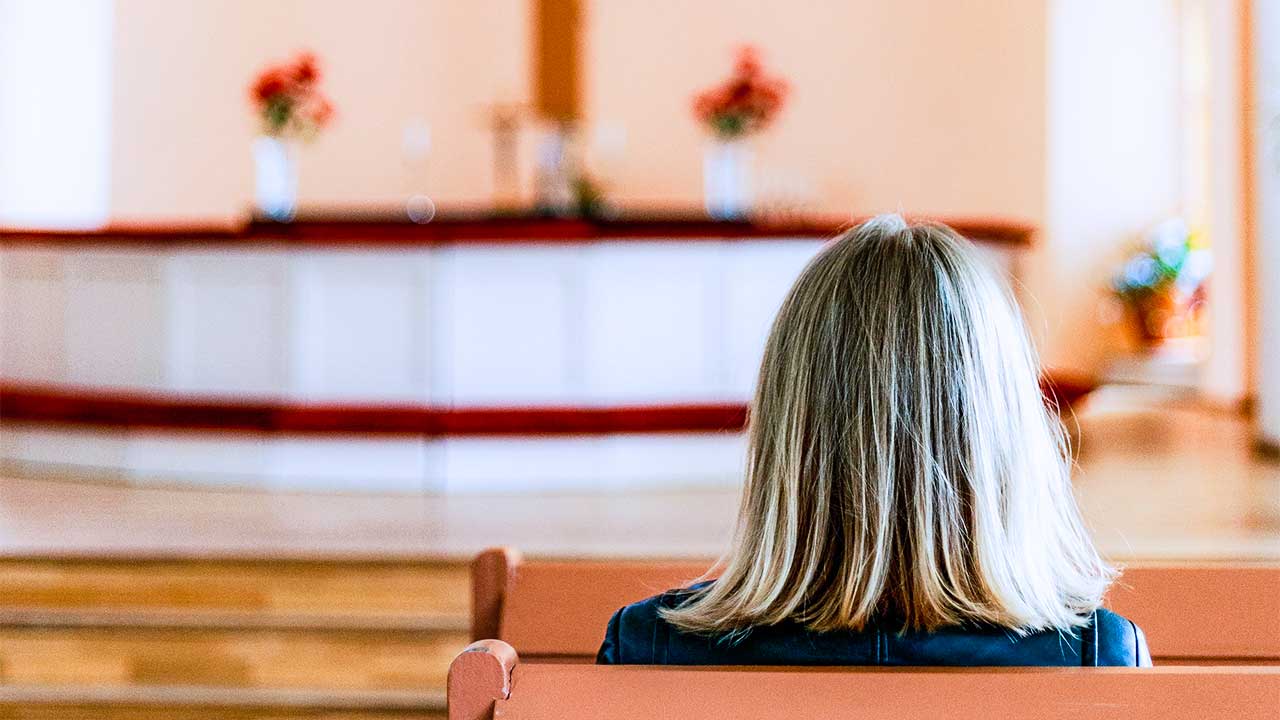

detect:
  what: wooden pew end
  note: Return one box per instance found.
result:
[448,639,518,720]
[471,547,522,641]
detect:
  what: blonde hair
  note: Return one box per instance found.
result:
[663,215,1112,635]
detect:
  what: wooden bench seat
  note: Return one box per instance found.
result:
[447,639,1280,720]
[471,548,1280,664]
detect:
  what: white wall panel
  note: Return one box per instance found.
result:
[0,422,747,495]
[266,436,432,493]
[437,432,746,494]
[424,248,455,405]
[597,433,747,490]
[447,245,579,405]
[125,430,269,487]
[0,250,68,382]
[723,240,823,397]
[64,252,166,388]
[439,436,605,493]
[167,251,288,395]
[288,251,431,402]
[1,422,128,473]
[3,239,1016,404]
[583,242,725,403]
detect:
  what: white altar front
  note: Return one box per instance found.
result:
[0,218,1025,492]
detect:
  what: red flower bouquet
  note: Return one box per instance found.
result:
[693,47,788,139]
[250,51,334,139]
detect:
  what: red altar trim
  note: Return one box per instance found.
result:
[0,375,1092,437]
[0,383,748,436]
[0,214,1034,248]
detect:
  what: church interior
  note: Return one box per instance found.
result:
[0,0,1278,717]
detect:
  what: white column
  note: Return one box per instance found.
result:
[0,0,114,228]
[1253,0,1280,445]
[1195,0,1250,405]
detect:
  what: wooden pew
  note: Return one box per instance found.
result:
[447,639,1280,720]
[471,547,1280,664]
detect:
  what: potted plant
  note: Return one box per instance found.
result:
[692,47,787,220]
[1110,218,1211,349]
[249,51,335,221]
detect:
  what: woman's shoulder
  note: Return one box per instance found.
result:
[595,583,708,665]
[884,608,1152,666]
[598,590,1152,667]
[1092,607,1153,666]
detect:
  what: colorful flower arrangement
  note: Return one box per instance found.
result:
[250,51,335,139]
[1111,218,1211,345]
[692,47,788,139]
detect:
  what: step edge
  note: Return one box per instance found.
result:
[0,608,469,632]
[0,684,448,711]
[0,551,473,565]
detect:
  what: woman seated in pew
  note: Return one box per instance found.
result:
[598,215,1151,667]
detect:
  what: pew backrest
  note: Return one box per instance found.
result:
[1105,563,1280,663]
[471,548,1280,664]
[471,547,710,658]
[448,639,1280,720]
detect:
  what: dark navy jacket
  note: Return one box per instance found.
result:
[597,586,1152,667]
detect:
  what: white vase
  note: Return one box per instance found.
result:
[703,139,753,220]
[253,136,297,221]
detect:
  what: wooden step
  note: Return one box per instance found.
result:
[0,626,469,691]
[0,608,466,633]
[0,685,446,720]
[0,557,475,699]
[0,558,471,620]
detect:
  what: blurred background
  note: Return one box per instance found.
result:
[0,0,1277,717]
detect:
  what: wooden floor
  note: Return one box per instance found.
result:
[1,389,1278,562]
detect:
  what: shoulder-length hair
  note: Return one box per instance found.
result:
[662,215,1113,635]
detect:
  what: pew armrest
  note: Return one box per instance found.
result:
[474,663,1280,720]
[448,639,518,720]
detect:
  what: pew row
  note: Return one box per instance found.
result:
[447,639,1280,720]
[471,548,1280,664]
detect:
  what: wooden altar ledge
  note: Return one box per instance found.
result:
[0,210,1036,248]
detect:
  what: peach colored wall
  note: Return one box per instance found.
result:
[108,0,530,222]
[581,0,1047,219]
[109,1,259,223]
[108,1,1046,222]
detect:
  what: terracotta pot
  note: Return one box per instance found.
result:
[1124,288,1203,349]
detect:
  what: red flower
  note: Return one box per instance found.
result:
[725,78,753,105]
[248,51,335,138]
[251,68,289,103]
[691,46,789,138]
[292,52,319,85]
[308,96,335,127]
[733,46,763,78]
